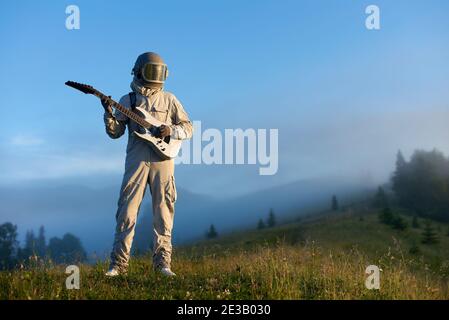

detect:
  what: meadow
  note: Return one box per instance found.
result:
[1,209,448,300]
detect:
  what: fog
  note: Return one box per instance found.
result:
[1,105,448,254]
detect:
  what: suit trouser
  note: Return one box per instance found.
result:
[110,159,176,271]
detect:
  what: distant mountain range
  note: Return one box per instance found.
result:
[0,176,373,257]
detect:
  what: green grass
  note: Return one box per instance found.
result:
[1,209,449,300]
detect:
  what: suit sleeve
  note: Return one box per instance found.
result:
[104,95,129,139]
[170,95,193,140]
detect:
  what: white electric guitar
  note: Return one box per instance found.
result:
[65,81,182,160]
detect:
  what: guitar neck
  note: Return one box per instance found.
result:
[96,92,152,128]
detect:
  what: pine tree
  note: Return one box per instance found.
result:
[396,150,406,170]
[379,207,394,225]
[391,215,408,231]
[412,215,420,228]
[25,230,36,253]
[206,224,218,239]
[421,221,439,244]
[267,209,276,228]
[0,223,19,270]
[331,195,339,211]
[373,186,388,208]
[409,241,421,255]
[257,219,266,230]
[36,226,46,257]
[391,150,408,209]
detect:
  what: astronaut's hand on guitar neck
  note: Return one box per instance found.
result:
[101,96,113,115]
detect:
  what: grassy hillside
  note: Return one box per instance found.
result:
[1,208,448,300]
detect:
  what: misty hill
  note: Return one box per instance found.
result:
[0,177,372,256]
[135,177,372,251]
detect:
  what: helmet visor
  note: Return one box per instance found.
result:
[142,63,168,83]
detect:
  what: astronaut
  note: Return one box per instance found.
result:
[102,52,193,277]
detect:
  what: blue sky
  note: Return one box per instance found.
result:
[1,0,449,197]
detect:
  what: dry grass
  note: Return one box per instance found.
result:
[0,241,447,300]
[1,211,448,300]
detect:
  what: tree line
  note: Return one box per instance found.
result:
[392,149,449,222]
[373,149,449,248]
[0,223,86,270]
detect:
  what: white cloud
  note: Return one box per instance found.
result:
[10,135,44,147]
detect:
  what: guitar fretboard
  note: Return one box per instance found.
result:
[96,92,152,128]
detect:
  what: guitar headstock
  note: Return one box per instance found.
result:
[65,81,97,95]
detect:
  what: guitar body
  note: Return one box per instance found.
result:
[64,81,183,160]
[132,106,182,160]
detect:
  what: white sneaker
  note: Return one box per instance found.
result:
[159,267,176,277]
[105,268,121,277]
